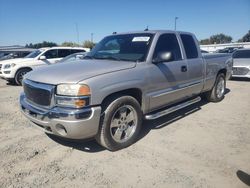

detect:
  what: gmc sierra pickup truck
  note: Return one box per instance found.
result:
[20,30,232,151]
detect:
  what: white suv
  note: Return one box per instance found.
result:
[0,47,90,85]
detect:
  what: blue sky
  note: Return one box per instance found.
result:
[0,0,249,45]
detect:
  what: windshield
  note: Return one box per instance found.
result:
[59,52,86,63]
[25,49,43,58]
[85,33,154,62]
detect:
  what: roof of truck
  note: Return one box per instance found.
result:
[110,30,194,36]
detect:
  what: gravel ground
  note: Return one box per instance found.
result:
[0,78,249,188]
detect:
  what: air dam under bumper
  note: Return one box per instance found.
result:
[20,93,102,139]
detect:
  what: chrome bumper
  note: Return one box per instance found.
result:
[20,93,102,139]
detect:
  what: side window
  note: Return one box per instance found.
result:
[233,50,250,58]
[44,49,58,59]
[153,34,182,61]
[71,49,86,54]
[58,49,71,58]
[180,34,198,59]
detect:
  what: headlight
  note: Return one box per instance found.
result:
[4,63,16,69]
[56,84,90,96]
[56,84,90,108]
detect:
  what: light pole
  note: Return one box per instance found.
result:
[75,23,80,45]
[91,33,94,43]
[174,17,178,31]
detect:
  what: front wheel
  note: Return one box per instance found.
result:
[96,96,142,151]
[15,68,31,85]
[205,73,226,102]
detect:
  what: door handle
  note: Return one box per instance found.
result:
[181,65,187,72]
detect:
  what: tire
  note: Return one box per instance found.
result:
[15,68,31,86]
[96,95,142,151]
[205,73,226,102]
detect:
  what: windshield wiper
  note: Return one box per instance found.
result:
[94,56,121,61]
[83,55,95,59]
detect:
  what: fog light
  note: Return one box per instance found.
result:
[55,95,89,108]
[4,71,11,74]
[55,124,67,136]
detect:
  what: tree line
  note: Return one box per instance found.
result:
[200,30,250,45]
[25,40,95,49]
[25,30,250,48]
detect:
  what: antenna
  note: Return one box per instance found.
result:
[91,33,94,43]
[144,26,149,31]
[75,23,80,46]
[112,32,117,34]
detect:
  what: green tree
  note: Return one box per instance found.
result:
[238,30,250,42]
[61,41,79,47]
[25,41,57,48]
[200,39,210,45]
[83,40,95,49]
[209,34,232,44]
[200,33,233,45]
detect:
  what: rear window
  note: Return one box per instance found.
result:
[233,50,250,58]
[180,34,198,59]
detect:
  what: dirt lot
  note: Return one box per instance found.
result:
[0,78,249,188]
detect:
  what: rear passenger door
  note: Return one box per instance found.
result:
[148,33,190,111]
[180,34,204,95]
[57,49,71,62]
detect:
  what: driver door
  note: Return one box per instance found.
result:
[38,49,60,65]
[148,33,190,111]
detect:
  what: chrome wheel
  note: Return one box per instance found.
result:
[110,105,138,143]
[18,71,27,82]
[16,69,29,85]
[216,77,225,98]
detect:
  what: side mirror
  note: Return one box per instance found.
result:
[39,55,46,60]
[153,51,173,63]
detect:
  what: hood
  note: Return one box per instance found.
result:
[233,59,250,67]
[0,58,34,65]
[25,59,136,85]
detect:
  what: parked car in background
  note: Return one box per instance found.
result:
[216,47,243,54]
[0,52,31,61]
[58,52,87,63]
[0,46,34,61]
[20,30,232,151]
[0,47,89,85]
[201,50,209,53]
[232,49,250,79]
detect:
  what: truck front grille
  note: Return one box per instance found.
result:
[233,67,249,75]
[23,79,54,107]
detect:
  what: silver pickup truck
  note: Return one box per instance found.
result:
[20,30,232,151]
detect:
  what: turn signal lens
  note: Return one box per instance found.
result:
[74,99,86,108]
[78,85,91,96]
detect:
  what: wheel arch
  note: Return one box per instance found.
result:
[100,88,143,111]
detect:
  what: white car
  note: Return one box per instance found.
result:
[0,47,90,85]
[232,49,250,79]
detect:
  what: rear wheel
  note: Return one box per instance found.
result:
[96,96,142,151]
[205,73,226,102]
[15,68,31,85]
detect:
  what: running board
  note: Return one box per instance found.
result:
[145,96,201,120]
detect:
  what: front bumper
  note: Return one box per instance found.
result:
[0,68,15,79]
[20,93,102,139]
